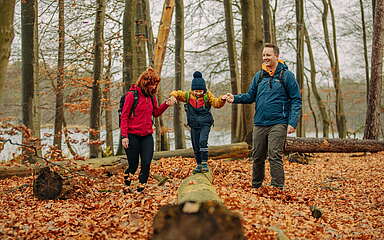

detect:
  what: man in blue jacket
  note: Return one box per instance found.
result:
[226,43,302,189]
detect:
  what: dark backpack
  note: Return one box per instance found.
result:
[118,90,154,127]
[255,69,288,97]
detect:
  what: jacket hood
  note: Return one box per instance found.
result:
[262,59,288,76]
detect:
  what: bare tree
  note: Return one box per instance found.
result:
[89,0,106,158]
[296,0,305,136]
[0,0,16,104]
[239,0,263,143]
[153,0,175,151]
[364,0,383,140]
[304,24,330,137]
[359,0,370,102]
[321,0,347,138]
[136,0,147,73]
[224,0,241,143]
[117,0,137,156]
[21,0,41,163]
[104,44,114,155]
[174,0,186,149]
[262,0,272,43]
[53,0,65,149]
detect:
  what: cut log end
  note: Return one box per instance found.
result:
[152,201,244,240]
[33,167,63,200]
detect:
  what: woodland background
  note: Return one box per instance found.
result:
[0,0,384,239]
[0,0,383,160]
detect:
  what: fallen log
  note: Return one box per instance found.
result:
[177,171,222,204]
[152,171,244,240]
[153,142,249,160]
[2,137,384,179]
[284,137,384,153]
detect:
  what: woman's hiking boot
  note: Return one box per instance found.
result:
[124,172,133,186]
[137,183,146,192]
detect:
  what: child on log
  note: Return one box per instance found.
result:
[170,71,227,174]
[120,67,176,192]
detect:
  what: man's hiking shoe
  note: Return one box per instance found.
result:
[192,164,202,174]
[201,163,209,173]
[137,183,146,192]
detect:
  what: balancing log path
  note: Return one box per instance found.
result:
[152,171,245,240]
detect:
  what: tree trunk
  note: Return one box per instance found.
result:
[21,0,41,163]
[364,0,383,140]
[153,0,175,151]
[305,74,319,138]
[359,0,370,103]
[136,0,147,73]
[116,0,137,156]
[224,0,241,143]
[53,0,65,149]
[262,0,271,43]
[89,0,106,158]
[239,0,263,142]
[304,24,330,138]
[174,0,186,149]
[321,0,347,139]
[143,0,154,66]
[104,44,114,155]
[270,0,278,44]
[296,0,305,137]
[0,0,16,104]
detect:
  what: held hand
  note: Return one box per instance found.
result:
[166,96,177,106]
[226,93,234,103]
[287,125,296,134]
[122,138,129,149]
[221,95,227,101]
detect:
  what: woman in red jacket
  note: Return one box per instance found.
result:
[120,67,175,192]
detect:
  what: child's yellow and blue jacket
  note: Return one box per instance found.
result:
[170,90,226,128]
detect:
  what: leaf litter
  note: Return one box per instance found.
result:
[0,152,383,239]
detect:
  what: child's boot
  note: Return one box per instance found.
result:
[201,151,209,173]
[192,164,202,174]
[201,161,209,173]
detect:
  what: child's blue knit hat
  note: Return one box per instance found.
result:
[191,71,207,91]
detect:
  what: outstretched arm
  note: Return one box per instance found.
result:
[206,91,226,108]
[170,90,187,103]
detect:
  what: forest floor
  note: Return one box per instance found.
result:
[1,152,383,239]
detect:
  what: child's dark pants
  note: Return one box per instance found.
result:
[190,126,211,164]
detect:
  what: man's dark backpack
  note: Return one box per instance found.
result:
[255,69,289,97]
[118,90,154,127]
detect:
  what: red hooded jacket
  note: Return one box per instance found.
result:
[120,85,169,137]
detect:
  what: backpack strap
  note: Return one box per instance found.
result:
[255,70,265,96]
[203,93,210,108]
[277,69,289,98]
[127,90,139,117]
[255,69,289,98]
[185,91,190,103]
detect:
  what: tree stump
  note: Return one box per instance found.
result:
[33,167,64,200]
[152,201,244,240]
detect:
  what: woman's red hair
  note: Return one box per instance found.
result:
[136,67,160,96]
